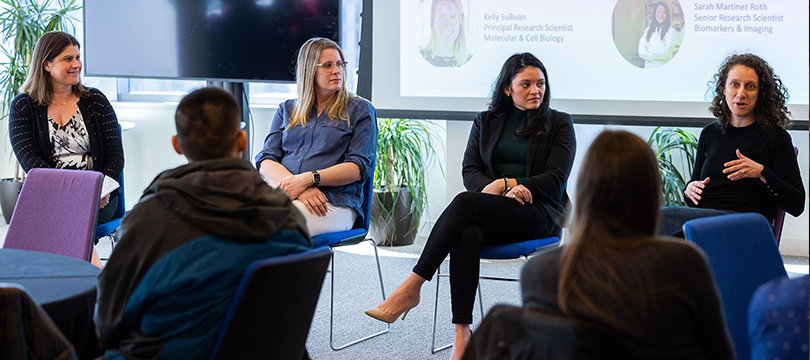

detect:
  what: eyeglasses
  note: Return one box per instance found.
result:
[316,61,348,72]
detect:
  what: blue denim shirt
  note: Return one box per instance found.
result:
[255,97,377,224]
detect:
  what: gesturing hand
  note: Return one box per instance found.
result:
[723,149,765,182]
[506,184,533,205]
[685,177,710,205]
[298,187,329,216]
[278,173,312,200]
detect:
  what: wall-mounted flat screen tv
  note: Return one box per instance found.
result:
[83,0,340,82]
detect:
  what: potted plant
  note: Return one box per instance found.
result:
[370,118,443,246]
[0,0,81,223]
[647,126,698,206]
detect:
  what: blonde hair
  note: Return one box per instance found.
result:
[422,0,469,66]
[289,37,351,128]
[20,31,90,106]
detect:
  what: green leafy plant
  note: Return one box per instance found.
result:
[372,118,444,244]
[647,126,698,206]
[0,0,81,181]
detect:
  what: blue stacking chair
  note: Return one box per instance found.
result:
[683,213,787,360]
[208,248,333,360]
[96,171,125,240]
[430,226,562,353]
[310,163,389,350]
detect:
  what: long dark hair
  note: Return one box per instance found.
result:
[645,2,671,42]
[558,130,662,333]
[708,53,790,131]
[488,53,551,139]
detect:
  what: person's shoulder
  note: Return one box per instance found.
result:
[524,246,564,272]
[86,87,109,99]
[548,109,573,123]
[12,92,32,103]
[648,236,709,265]
[348,95,375,111]
[700,121,721,136]
[278,98,296,110]
[474,109,496,122]
[11,93,35,111]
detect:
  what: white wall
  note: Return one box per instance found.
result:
[0,105,805,256]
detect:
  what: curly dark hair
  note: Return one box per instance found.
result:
[708,53,790,131]
[488,52,551,139]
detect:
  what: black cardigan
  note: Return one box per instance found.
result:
[9,88,124,181]
[461,108,576,227]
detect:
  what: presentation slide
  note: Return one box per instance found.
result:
[371,0,809,121]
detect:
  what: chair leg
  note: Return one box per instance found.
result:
[431,263,453,353]
[329,239,390,350]
[432,258,521,354]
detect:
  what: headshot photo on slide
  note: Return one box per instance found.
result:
[612,0,684,69]
[418,0,473,67]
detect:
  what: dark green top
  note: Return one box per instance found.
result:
[492,107,538,194]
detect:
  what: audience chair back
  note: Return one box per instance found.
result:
[771,146,798,246]
[0,283,78,360]
[3,168,103,262]
[683,212,787,360]
[464,304,618,359]
[208,248,332,360]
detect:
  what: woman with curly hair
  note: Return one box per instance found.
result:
[659,53,805,237]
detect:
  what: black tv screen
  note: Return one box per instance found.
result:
[83,0,340,82]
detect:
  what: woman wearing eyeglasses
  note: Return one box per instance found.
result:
[255,37,377,236]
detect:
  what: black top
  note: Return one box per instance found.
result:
[689,122,805,220]
[462,108,575,227]
[520,239,735,360]
[492,107,538,194]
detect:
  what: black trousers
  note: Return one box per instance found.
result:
[413,191,557,324]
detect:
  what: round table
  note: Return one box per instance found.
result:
[0,248,103,360]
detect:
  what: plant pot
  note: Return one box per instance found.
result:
[370,188,423,247]
[0,178,23,224]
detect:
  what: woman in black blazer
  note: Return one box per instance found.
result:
[365,53,576,359]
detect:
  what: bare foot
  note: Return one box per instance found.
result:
[375,272,424,315]
[450,324,471,360]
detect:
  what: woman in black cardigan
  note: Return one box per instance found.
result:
[9,31,123,225]
[366,53,576,359]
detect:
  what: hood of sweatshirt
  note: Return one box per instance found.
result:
[142,157,309,243]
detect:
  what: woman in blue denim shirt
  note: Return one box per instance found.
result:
[255,37,377,236]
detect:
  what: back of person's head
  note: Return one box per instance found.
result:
[174,87,243,161]
[290,37,350,127]
[573,130,660,240]
[557,130,661,332]
[21,30,89,105]
[708,53,790,130]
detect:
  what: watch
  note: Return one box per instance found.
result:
[312,170,321,187]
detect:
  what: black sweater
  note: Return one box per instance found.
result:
[9,88,124,181]
[688,122,804,221]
